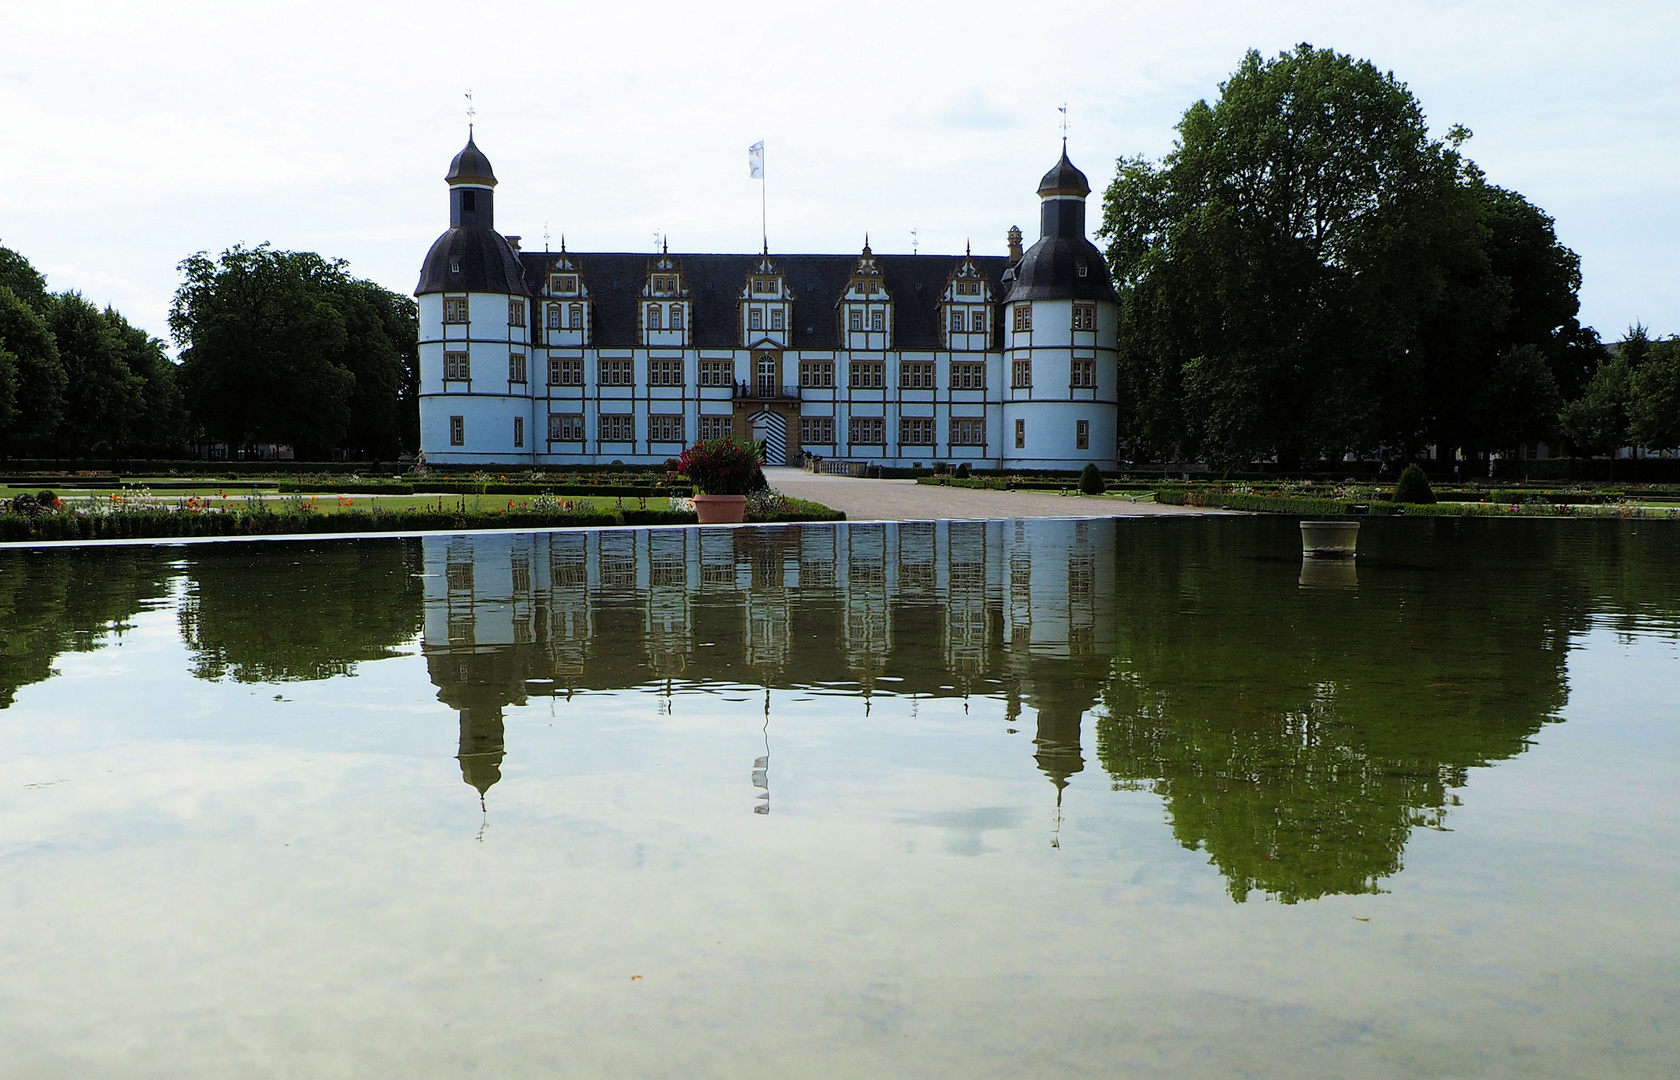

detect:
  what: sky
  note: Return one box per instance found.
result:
[0,0,1675,349]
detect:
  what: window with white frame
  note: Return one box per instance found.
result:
[508,353,527,383]
[1072,303,1096,331]
[670,306,683,329]
[848,416,885,445]
[1012,358,1032,389]
[870,311,884,331]
[444,352,470,381]
[970,309,987,334]
[646,305,662,331]
[799,360,834,388]
[649,414,684,443]
[850,361,885,389]
[513,416,524,447]
[599,413,634,442]
[568,304,584,329]
[801,416,834,444]
[1012,305,1032,331]
[1076,419,1090,450]
[951,361,985,390]
[599,358,633,386]
[449,415,464,445]
[900,362,935,389]
[549,413,584,441]
[1014,418,1025,449]
[443,297,469,324]
[699,415,733,440]
[551,275,578,294]
[950,417,985,446]
[649,359,683,387]
[848,310,863,331]
[549,357,583,385]
[900,417,935,445]
[949,310,965,334]
[770,309,784,330]
[699,360,734,387]
[1070,358,1096,387]
[547,305,561,329]
[750,309,762,331]
[508,299,525,327]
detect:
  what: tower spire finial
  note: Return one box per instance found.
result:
[466,89,476,138]
[1058,102,1069,150]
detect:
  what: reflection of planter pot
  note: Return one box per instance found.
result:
[693,494,747,524]
[1299,557,1359,589]
[1301,520,1359,558]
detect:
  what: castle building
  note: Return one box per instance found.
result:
[416,135,1119,468]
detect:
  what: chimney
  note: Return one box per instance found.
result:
[506,235,522,250]
[1006,225,1023,260]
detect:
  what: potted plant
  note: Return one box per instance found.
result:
[678,436,763,523]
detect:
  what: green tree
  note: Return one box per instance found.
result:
[0,243,49,313]
[1627,336,1680,451]
[46,292,144,456]
[171,244,416,459]
[1475,344,1563,453]
[1559,326,1646,456]
[0,284,67,453]
[105,307,187,455]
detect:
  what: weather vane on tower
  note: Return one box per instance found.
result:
[465,89,475,136]
[1059,103,1069,147]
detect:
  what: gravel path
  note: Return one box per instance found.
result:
[764,467,1224,522]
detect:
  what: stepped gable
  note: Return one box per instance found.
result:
[519,251,1010,350]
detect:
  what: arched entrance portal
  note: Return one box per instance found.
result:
[751,409,788,466]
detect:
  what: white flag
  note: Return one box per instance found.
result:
[748,141,764,179]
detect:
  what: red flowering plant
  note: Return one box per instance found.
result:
[677,437,763,495]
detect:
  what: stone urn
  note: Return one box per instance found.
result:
[1300,520,1359,559]
[693,494,747,524]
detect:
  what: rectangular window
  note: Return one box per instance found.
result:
[1012,359,1032,389]
[970,309,986,334]
[549,413,585,441]
[568,304,584,329]
[509,353,527,383]
[870,311,885,332]
[699,360,734,387]
[950,417,985,446]
[1014,418,1026,449]
[443,297,469,324]
[599,358,633,386]
[770,309,784,331]
[900,417,935,445]
[849,362,885,389]
[508,299,525,327]
[1076,419,1090,450]
[547,305,561,330]
[699,415,733,440]
[513,416,524,448]
[1072,303,1097,331]
[649,359,684,387]
[646,306,662,331]
[800,416,834,444]
[848,416,885,445]
[444,351,470,381]
[951,361,986,390]
[548,356,583,385]
[848,310,863,331]
[1070,359,1096,388]
[799,360,834,388]
[900,361,935,389]
[599,413,634,442]
[551,275,578,294]
[649,414,684,443]
[450,415,464,446]
[749,309,763,331]
[949,310,965,334]
[670,306,683,329]
[1012,305,1032,332]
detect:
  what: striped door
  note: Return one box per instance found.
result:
[752,409,788,465]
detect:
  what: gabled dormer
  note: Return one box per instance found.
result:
[542,249,591,346]
[941,245,994,351]
[739,255,793,348]
[839,239,892,350]
[641,248,691,347]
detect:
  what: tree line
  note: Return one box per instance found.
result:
[0,242,418,461]
[1099,43,1674,469]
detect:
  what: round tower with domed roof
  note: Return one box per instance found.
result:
[416,133,537,464]
[998,145,1119,470]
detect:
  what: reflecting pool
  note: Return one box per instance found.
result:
[2,517,1677,1077]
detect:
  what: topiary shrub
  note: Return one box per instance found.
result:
[1393,463,1436,504]
[1078,463,1105,495]
[955,462,971,478]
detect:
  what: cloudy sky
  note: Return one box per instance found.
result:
[1,1,1674,347]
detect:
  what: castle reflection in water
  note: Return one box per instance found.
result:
[423,521,1113,804]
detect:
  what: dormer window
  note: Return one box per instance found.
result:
[1077,263,1089,277]
[551,275,578,294]
[450,261,461,275]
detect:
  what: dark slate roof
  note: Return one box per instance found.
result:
[1004,237,1117,303]
[417,227,532,296]
[1038,147,1091,197]
[515,252,1012,350]
[446,134,497,187]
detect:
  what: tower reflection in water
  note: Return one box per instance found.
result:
[419,517,1581,903]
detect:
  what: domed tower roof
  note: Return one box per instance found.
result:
[446,133,497,187]
[1037,146,1090,198]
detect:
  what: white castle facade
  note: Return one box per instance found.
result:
[416,136,1119,469]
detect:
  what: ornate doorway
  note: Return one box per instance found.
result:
[751,409,788,465]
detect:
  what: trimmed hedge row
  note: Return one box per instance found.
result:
[275,481,694,497]
[1154,487,1671,518]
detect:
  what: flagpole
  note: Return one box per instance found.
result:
[761,142,768,252]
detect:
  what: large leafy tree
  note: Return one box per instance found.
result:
[1101,45,1589,466]
[104,307,187,454]
[46,292,144,455]
[0,284,67,454]
[170,244,416,460]
[1626,335,1680,451]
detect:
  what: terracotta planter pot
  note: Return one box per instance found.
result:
[693,494,747,524]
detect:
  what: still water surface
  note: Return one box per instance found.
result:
[2,517,1677,1077]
